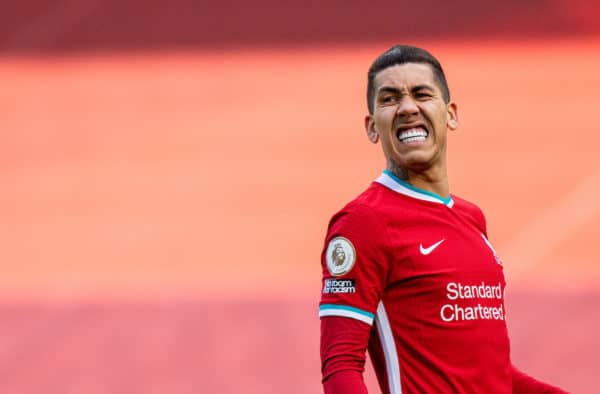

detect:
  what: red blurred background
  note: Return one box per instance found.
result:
[1,1,599,393]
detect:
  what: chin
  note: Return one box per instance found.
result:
[398,154,433,169]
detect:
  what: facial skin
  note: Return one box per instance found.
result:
[365,63,458,197]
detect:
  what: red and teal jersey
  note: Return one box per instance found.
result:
[319,170,511,393]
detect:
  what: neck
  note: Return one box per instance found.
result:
[387,161,450,198]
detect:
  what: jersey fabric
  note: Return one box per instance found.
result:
[319,170,511,393]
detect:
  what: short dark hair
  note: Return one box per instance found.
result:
[367,45,450,114]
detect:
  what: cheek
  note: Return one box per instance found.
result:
[426,108,450,130]
[374,109,395,129]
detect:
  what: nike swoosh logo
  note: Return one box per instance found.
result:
[420,239,445,255]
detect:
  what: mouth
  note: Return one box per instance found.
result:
[396,125,428,144]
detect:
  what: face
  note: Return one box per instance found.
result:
[365,63,458,175]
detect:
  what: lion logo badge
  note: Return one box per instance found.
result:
[326,237,356,276]
[331,243,347,266]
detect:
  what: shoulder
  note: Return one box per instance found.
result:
[451,194,487,233]
[324,182,392,241]
[322,184,392,273]
[451,195,482,213]
[327,182,389,229]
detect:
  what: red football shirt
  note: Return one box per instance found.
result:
[319,170,511,393]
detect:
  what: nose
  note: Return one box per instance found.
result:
[396,96,419,118]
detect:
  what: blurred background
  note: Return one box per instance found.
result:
[1,1,599,393]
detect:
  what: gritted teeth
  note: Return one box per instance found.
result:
[397,127,428,143]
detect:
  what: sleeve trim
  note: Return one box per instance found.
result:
[319,304,374,325]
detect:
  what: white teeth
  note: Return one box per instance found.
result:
[397,127,427,143]
[401,136,426,143]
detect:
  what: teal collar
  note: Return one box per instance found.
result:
[376,170,454,207]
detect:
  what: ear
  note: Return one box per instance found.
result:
[365,114,379,143]
[447,102,458,130]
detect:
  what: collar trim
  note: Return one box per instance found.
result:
[375,170,454,207]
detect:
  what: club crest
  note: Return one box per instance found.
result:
[326,236,356,276]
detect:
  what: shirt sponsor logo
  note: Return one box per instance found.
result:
[325,236,356,276]
[440,281,505,322]
[323,278,356,294]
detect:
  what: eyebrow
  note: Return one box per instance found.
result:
[412,84,435,92]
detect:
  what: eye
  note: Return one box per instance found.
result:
[381,95,397,104]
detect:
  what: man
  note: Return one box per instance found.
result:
[318,45,567,393]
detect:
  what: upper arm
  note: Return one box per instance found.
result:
[319,205,390,325]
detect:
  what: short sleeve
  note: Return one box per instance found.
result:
[319,205,390,326]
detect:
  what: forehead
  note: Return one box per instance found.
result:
[373,63,439,92]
